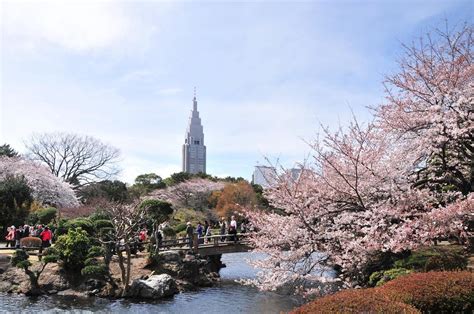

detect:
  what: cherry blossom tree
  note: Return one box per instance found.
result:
[150,178,225,209]
[375,23,473,195]
[0,156,78,208]
[245,23,473,294]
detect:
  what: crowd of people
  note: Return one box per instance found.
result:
[185,216,253,249]
[4,224,53,249]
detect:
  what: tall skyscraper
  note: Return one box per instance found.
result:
[182,92,206,174]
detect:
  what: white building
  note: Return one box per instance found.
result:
[182,94,206,174]
[252,166,277,188]
[252,165,303,188]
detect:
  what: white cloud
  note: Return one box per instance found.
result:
[2,0,154,54]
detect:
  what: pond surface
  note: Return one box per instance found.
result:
[0,253,304,313]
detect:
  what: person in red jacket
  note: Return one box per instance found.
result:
[39,226,52,248]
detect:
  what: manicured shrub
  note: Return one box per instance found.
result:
[174,223,187,233]
[19,236,42,248]
[394,246,467,271]
[291,288,420,314]
[162,226,176,237]
[369,268,413,287]
[81,264,109,279]
[378,271,474,313]
[54,227,92,272]
[93,219,113,230]
[36,207,57,225]
[64,218,94,235]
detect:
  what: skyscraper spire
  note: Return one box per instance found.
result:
[182,89,206,174]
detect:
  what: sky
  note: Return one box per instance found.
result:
[0,0,472,183]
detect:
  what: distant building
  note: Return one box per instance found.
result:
[252,166,277,188]
[182,93,206,174]
[252,165,304,188]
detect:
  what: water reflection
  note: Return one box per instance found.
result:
[0,253,303,313]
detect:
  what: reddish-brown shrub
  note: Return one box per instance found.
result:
[378,271,474,313]
[20,236,42,248]
[291,288,420,314]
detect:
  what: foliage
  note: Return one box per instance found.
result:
[214,181,257,218]
[140,199,173,224]
[25,132,120,188]
[131,173,166,196]
[77,180,131,204]
[369,268,412,287]
[93,219,113,230]
[0,175,32,233]
[162,226,176,237]
[163,172,193,186]
[63,218,94,235]
[245,23,473,293]
[55,227,92,272]
[174,223,187,233]
[379,271,474,313]
[11,248,58,292]
[29,207,57,225]
[81,264,109,279]
[393,246,467,271]
[0,156,78,207]
[0,144,18,157]
[291,288,420,314]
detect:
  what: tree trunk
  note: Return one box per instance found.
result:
[124,244,132,295]
[116,245,126,286]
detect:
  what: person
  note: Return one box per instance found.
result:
[14,226,22,248]
[219,218,226,242]
[22,225,30,238]
[229,215,238,243]
[185,222,194,250]
[39,226,52,248]
[5,226,15,248]
[204,221,212,243]
[196,222,204,244]
[240,220,247,234]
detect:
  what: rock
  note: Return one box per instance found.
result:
[158,251,182,263]
[57,289,88,297]
[126,274,178,299]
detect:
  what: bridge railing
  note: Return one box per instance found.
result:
[152,232,253,252]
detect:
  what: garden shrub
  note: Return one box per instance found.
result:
[369,268,412,287]
[174,223,187,233]
[20,236,42,248]
[378,271,474,313]
[291,288,420,314]
[81,264,109,280]
[54,227,92,272]
[36,207,57,225]
[63,218,94,235]
[394,246,467,271]
[162,226,176,237]
[88,211,110,222]
[93,219,113,230]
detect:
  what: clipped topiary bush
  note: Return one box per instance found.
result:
[93,219,113,230]
[394,246,467,271]
[378,271,474,313]
[36,207,57,225]
[54,227,92,272]
[174,223,187,234]
[64,218,94,235]
[291,288,420,314]
[369,268,413,287]
[20,236,42,248]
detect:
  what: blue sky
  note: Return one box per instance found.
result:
[1,0,472,183]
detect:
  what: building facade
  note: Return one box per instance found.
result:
[182,95,206,174]
[252,166,277,188]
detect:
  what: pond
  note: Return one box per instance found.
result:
[0,253,304,313]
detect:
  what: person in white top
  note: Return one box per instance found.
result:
[229,216,238,242]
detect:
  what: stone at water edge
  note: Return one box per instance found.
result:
[127,274,178,299]
[158,251,182,263]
